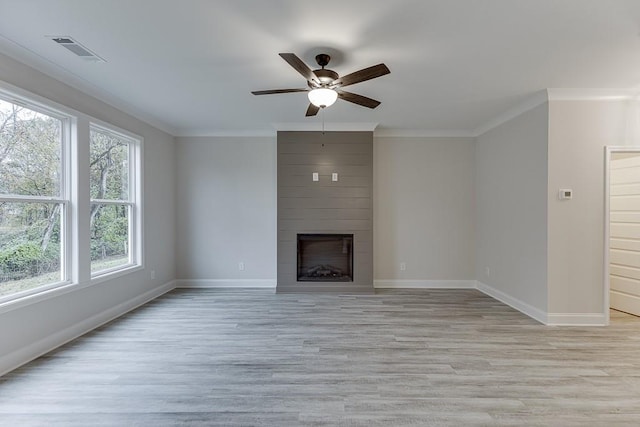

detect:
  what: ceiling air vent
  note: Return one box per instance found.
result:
[48,36,105,62]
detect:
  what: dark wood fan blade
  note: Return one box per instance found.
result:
[332,63,390,88]
[279,53,320,86]
[337,90,381,109]
[305,103,320,117]
[252,88,308,95]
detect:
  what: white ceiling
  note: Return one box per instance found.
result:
[1,0,640,136]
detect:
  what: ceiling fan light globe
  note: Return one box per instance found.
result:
[308,88,338,108]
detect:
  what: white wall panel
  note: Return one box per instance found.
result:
[175,137,276,283]
[374,136,475,282]
[475,103,548,314]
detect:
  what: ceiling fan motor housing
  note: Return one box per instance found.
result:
[313,68,339,85]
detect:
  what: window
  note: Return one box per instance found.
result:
[0,96,69,300]
[90,125,141,275]
[0,83,144,305]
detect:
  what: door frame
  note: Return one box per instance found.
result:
[604,146,640,324]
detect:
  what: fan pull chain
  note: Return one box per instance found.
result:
[322,107,325,135]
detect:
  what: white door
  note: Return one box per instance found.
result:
[610,152,640,316]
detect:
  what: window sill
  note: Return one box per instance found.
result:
[90,264,143,285]
[0,264,143,315]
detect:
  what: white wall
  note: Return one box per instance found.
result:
[547,99,640,321]
[0,52,176,374]
[373,137,476,286]
[175,137,277,286]
[475,103,549,320]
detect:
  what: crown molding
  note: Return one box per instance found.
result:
[175,127,477,139]
[473,90,549,137]
[178,122,381,137]
[373,128,475,138]
[174,129,276,138]
[472,88,640,137]
[547,88,640,101]
[273,122,379,132]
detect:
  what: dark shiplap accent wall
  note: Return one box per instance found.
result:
[277,131,373,293]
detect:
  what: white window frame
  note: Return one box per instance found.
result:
[0,91,73,303]
[0,80,146,313]
[89,122,143,279]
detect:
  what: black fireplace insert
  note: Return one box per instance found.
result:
[297,234,353,282]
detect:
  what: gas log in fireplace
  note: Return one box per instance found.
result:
[297,234,353,282]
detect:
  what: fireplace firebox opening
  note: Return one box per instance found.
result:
[297,234,353,282]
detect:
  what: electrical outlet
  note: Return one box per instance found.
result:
[485,267,490,278]
[238,262,245,271]
[558,188,572,200]
[150,270,155,280]
[400,262,406,271]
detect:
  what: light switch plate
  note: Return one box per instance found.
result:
[312,172,319,182]
[332,173,338,182]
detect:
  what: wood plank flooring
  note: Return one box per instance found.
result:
[1,289,640,426]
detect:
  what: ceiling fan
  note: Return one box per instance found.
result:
[252,53,390,117]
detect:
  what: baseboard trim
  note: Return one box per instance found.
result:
[610,290,640,319]
[176,279,276,288]
[374,280,477,289]
[177,279,473,290]
[0,280,176,377]
[152,279,613,327]
[546,313,607,326]
[476,281,547,325]
[277,285,373,294]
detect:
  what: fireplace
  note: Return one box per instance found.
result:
[297,234,353,282]
[277,131,372,293]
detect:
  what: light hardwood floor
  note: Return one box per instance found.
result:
[1,289,639,426]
